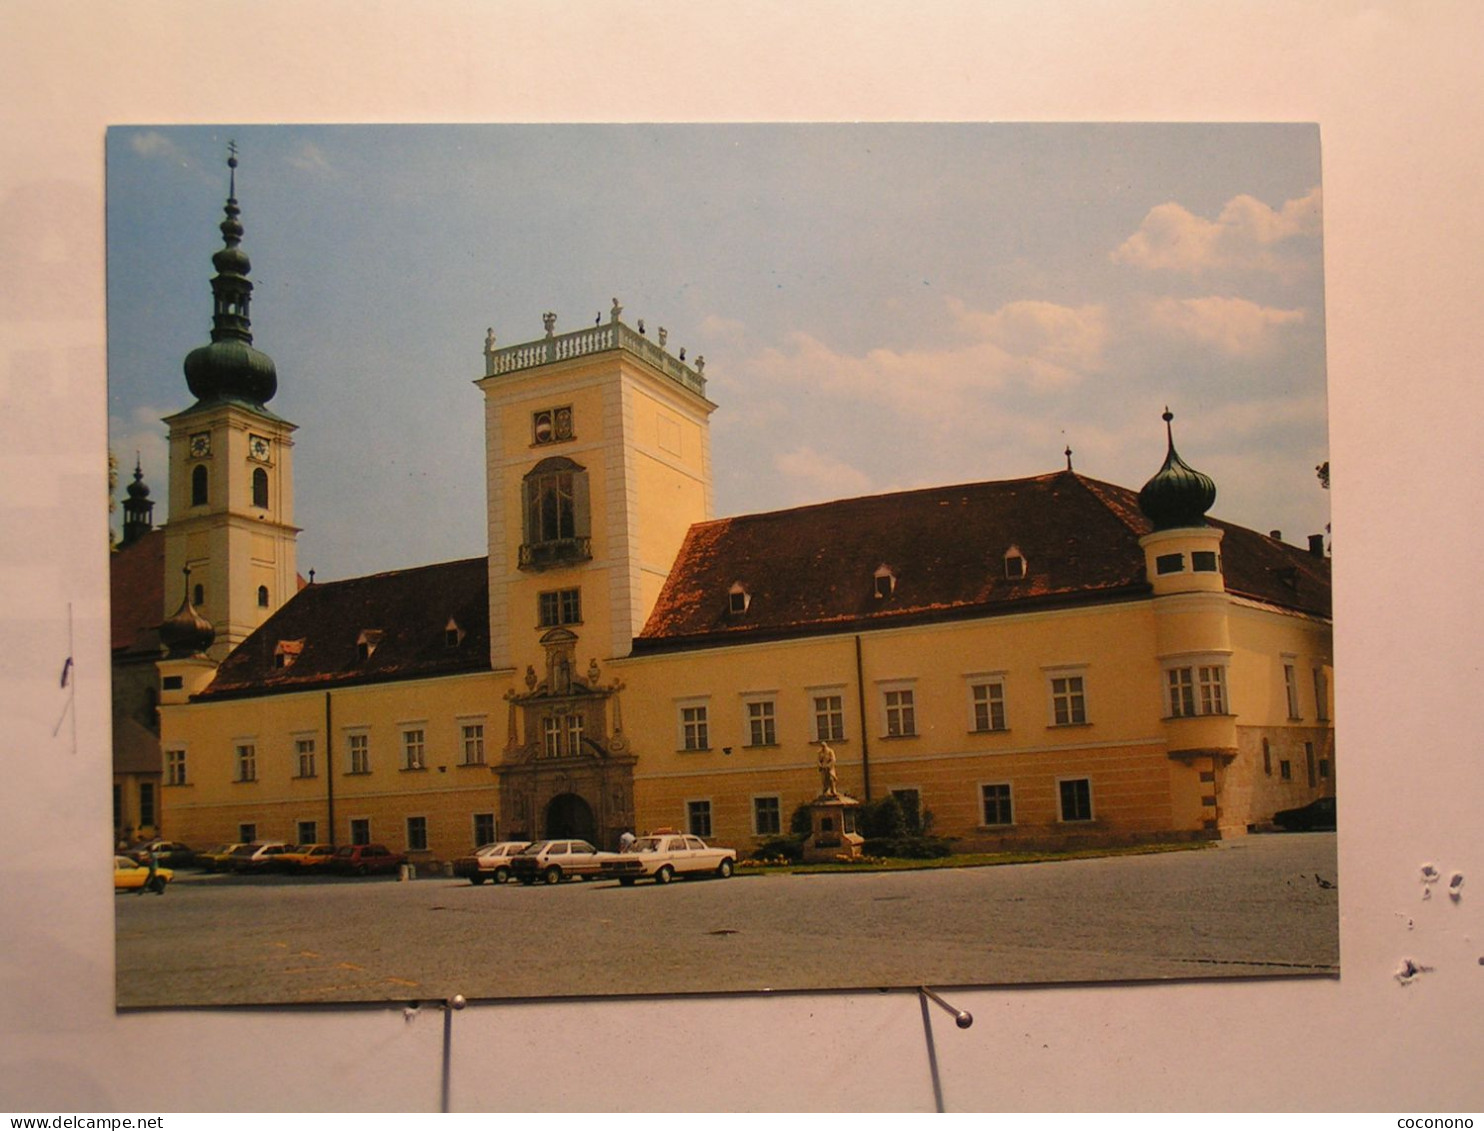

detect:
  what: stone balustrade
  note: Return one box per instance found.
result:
[484,319,706,397]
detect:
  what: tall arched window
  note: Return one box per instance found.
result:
[519,456,591,569]
[252,467,269,509]
[191,464,208,506]
[257,585,270,607]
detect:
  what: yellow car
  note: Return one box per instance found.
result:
[114,855,174,893]
[276,843,338,873]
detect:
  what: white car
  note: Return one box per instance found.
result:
[509,840,607,885]
[599,833,737,886]
[453,841,531,884]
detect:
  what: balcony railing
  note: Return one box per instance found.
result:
[484,319,706,398]
[518,537,593,571]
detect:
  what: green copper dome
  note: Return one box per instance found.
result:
[1138,409,1216,530]
[159,568,216,658]
[182,148,278,407]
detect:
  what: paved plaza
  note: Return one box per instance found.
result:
[115,833,1339,1008]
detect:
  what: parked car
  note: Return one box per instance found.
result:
[1272,796,1337,831]
[509,840,606,885]
[275,843,338,873]
[227,841,292,872]
[114,855,173,893]
[199,843,248,872]
[125,840,196,868]
[453,841,532,884]
[599,833,737,885]
[331,843,408,876]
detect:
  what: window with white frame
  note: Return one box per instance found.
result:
[1313,666,1329,722]
[347,732,370,774]
[541,713,584,758]
[538,587,582,627]
[234,743,257,783]
[1165,661,1229,718]
[402,728,427,770]
[1048,672,1088,726]
[969,678,1007,732]
[407,816,429,852]
[461,722,486,765]
[881,684,917,737]
[687,799,713,838]
[753,795,782,836]
[744,697,777,747]
[165,748,187,786]
[810,690,846,742]
[1058,778,1093,822]
[678,700,710,751]
[295,737,317,778]
[981,782,1013,826]
[1283,661,1301,719]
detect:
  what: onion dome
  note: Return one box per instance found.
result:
[1138,408,1216,530]
[159,568,215,658]
[182,145,278,407]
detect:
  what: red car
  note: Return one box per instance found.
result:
[330,843,409,876]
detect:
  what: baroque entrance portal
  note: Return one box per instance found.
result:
[495,630,637,850]
[545,792,597,841]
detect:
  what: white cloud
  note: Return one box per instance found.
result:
[129,131,185,162]
[287,141,332,174]
[738,297,1107,420]
[1145,295,1306,356]
[1112,186,1322,275]
[773,446,874,504]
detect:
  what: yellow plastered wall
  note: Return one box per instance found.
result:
[161,671,512,859]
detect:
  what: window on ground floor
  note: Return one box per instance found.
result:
[1058,778,1093,822]
[138,782,156,828]
[350,818,371,845]
[753,796,782,836]
[474,812,496,846]
[407,816,428,852]
[687,800,713,838]
[981,783,1013,826]
[297,821,317,844]
[238,823,257,843]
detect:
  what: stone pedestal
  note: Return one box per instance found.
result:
[802,793,864,862]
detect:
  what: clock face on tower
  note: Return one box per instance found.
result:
[249,434,270,461]
[189,432,211,458]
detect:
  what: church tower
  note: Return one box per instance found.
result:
[161,147,299,661]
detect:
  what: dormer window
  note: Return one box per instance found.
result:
[874,565,896,600]
[728,582,750,615]
[1004,547,1027,580]
[273,639,304,670]
[444,618,465,648]
[357,629,384,661]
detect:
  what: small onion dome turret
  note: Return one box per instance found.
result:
[159,569,215,658]
[125,461,151,502]
[182,147,278,407]
[1138,408,1216,530]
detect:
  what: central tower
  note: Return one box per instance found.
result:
[477,302,716,674]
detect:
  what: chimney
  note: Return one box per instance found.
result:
[1308,534,1326,557]
[1269,530,1282,542]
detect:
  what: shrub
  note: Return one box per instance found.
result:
[859,794,906,839]
[861,836,953,860]
[790,802,813,836]
[752,836,805,862]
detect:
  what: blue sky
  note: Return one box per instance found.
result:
[107,124,1328,582]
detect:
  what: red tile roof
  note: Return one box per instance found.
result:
[198,557,491,699]
[110,529,165,658]
[634,470,1330,652]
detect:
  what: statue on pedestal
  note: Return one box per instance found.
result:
[817,740,839,797]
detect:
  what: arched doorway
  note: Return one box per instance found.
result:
[545,792,596,841]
